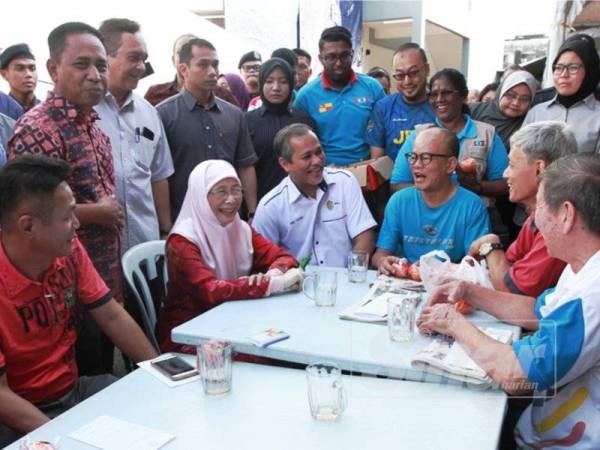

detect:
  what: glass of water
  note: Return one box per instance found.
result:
[387,296,418,342]
[347,251,369,283]
[197,340,232,395]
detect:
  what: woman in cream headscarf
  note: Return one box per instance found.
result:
[471,70,538,150]
[156,160,302,353]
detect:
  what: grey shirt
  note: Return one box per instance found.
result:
[0,113,15,166]
[95,92,174,252]
[157,88,257,220]
[523,93,600,154]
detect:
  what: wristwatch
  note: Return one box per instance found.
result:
[479,242,503,258]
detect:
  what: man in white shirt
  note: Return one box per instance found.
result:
[253,123,376,268]
[95,18,174,251]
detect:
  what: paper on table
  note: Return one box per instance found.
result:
[354,295,389,318]
[138,353,201,388]
[69,415,175,450]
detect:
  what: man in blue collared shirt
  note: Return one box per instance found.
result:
[95,19,174,251]
[294,26,384,166]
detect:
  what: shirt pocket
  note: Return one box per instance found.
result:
[130,138,154,173]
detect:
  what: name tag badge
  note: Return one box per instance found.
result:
[318,103,333,113]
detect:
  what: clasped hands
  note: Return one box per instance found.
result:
[240,267,305,294]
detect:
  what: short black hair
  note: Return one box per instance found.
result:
[48,22,104,61]
[393,42,428,64]
[367,66,390,82]
[0,155,70,228]
[271,48,298,68]
[98,18,141,56]
[178,38,216,65]
[293,48,312,64]
[319,26,352,52]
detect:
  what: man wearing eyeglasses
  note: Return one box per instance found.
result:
[238,51,262,99]
[372,127,489,273]
[366,43,436,162]
[293,26,385,166]
[157,38,258,222]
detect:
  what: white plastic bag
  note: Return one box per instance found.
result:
[419,250,493,295]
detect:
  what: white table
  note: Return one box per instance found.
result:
[6,361,508,450]
[172,269,520,384]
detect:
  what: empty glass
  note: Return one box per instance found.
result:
[197,340,232,395]
[302,270,338,306]
[306,362,347,421]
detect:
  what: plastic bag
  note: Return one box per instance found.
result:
[419,250,493,314]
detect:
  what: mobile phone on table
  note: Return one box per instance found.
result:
[150,355,198,381]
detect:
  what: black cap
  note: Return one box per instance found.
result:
[0,44,35,70]
[238,51,262,69]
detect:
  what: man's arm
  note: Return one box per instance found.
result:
[75,196,124,232]
[352,229,375,256]
[427,280,538,330]
[372,248,401,275]
[370,145,385,159]
[0,375,49,434]
[417,304,532,395]
[468,234,511,292]
[151,179,172,236]
[238,165,258,215]
[90,299,158,362]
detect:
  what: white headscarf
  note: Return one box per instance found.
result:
[170,160,253,280]
[499,70,538,106]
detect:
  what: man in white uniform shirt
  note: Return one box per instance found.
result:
[95,18,174,251]
[253,123,376,267]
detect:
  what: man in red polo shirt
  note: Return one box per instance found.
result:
[469,121,577,296]
[0,156,158,446]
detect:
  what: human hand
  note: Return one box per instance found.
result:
[96,195,124,231]
[468,234,501,258]
[268,268,305,294]
[417,303,464,336]
[247,272,270,286]
[378,255,401,276]
[426,279,470,307]
[456,168,482,194]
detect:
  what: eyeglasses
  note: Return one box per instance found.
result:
[209,186,244,199]
[503,91,532,104]
[321,51,353,64]
[552,63,583,75]
[405,152,453,165]
[428,89,460,100]
[392,66,424,81]
[241,64,261,72]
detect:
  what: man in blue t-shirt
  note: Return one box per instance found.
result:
[372,127,489,273]
[366,43,436,162]
[293,26,384,166]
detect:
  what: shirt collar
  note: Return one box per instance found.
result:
[321,69,358,90]
[0,236,65,299]
[285,172,330,203]
[547,92,598,110]
[181,88,220,112]
[434,113,475,140]
[46,91,99,125]
[104,90,135,111]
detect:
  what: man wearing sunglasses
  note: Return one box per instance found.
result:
[372,127,489,274]
[294,26,384,166]
[366,43,436,162]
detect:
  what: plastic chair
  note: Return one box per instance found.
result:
[122,240,168,351]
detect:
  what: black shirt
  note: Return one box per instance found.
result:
[245,106,315,200]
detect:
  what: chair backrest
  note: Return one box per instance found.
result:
[121,240,168,351]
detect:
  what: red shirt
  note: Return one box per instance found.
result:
[8,92,122,303]
[505,213,566,297]
[156,230,297,353]
[0,238,111,404]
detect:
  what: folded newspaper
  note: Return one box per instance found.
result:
[339,275,424,323]
[411,327,514,386]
